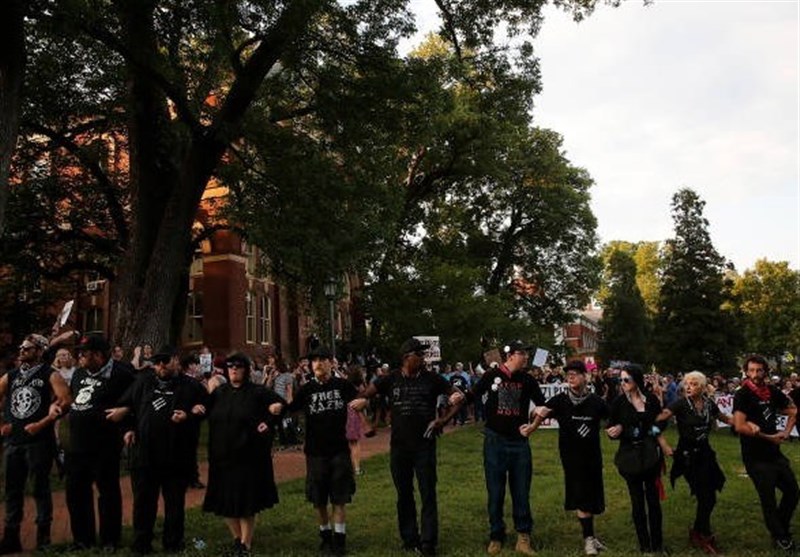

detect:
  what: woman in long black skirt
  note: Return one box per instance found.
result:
[203,353,284,556]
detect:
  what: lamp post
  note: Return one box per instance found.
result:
[323,276,337,359]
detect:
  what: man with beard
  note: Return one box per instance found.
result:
[0,331,73,553]
[733,354,798,552]
[107,346,207,554]
[62,333,135,552]
[351,338,463,557]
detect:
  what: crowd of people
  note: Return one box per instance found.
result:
[0,327,797,557]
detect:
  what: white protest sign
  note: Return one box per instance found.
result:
[531,348,548,368]
[56,300,75,328]
[414,336,441,363]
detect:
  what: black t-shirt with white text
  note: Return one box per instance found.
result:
[374,371,450,452]
[545,392,608,467]
[290,376,358,457]
[668,396,721,446]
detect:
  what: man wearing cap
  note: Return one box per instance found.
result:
[524,360,610,556]
[106,346,207,554]
[0,331,73,553]
[284,346,359,556]
[467,340,545,556]
[350,337,464,556]
[63,333,135,552]
[180,353,206,489]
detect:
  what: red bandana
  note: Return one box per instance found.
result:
[743,379,771,402]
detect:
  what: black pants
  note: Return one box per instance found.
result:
[745,456,799,541]
[3,440,55,528]
[624,467,663,551]
[131,467,188,552]
[65,450,123,547]
[390,446,438,549]
[188,424,201,484]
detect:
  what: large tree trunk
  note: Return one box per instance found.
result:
[0,0,26,238]
[109,0,323,348]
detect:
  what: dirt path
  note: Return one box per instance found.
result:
[3,428,396,555]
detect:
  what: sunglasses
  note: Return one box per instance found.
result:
[620,377,633,384]
[18,345,36,352]
[227,363,245,369]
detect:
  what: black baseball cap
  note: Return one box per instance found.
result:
[502,340,532,354]
[564,360,588,374]
[308,346,333,360]
[400,337,430,356]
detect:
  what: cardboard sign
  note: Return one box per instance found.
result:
[531,348,548,368]
[56,300,74,328]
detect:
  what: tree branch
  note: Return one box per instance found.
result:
[434,0,464,62]
[23,121,130,247]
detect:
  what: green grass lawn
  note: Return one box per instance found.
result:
[54,426,799,556]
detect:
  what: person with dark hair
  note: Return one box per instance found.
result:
[284,346,359,556]
[0,330,73,553]
[606,364,670,554]
[63,333,135,552]
[524,360,609,556]
[107,346,207,554]
[350,338,463,557]
[469,340,545,556]
[733,355,798,552]
[202,352,284,557]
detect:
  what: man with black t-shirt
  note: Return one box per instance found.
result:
[0,331,73,553]
[64,333,135,552]
[469,340,545,556]
[733,354,798,552]
[351,338,463,557]
[286,346,358,556]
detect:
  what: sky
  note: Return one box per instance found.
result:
[405,0,799,272]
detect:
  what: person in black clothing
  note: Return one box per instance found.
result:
[106,346,207,554]
[525,360,609,556]
[284,346,358,556]
[180,353,206,489]
[59,333,135,552]
[606,364,670,554]
[657,371,732,555]
[468,340,544,556]
[351,338,463,557]
[0,330,73,554]
[733,355,798,552]
[202,353,284,557]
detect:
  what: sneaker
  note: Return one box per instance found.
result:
[584,537,599,556]
[487,540,503,555]
[515,533,536,555]
[592,537,607,552]
[319,530,333,555]
[700,534,720,555]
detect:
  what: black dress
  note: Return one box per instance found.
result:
[202,382,284,517]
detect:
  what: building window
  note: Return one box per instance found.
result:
[259,294,272,345]
[185,291,203,343]
[246,292,256,343]
[83,307,103,333]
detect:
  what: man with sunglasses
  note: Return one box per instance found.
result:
[61,333,135,552]
[0,331,73,553]
[350,337,464,556]
[106,346,207,554]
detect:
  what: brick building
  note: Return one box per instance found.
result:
[557,304,601,367]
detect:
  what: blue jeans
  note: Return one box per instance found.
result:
[483,428,532,541]
[390,445,438,549]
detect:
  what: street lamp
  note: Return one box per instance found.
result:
[323,276,337,359]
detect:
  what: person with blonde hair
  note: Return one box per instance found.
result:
[658,371,732,554]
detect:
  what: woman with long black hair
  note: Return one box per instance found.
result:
[606,364,669,554]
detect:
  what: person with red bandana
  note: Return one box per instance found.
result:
[733,354,798,553]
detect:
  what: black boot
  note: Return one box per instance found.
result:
[319,530,333,555]
[0,527,22,555]
[36,523,51,549]
[332,532,346,556]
